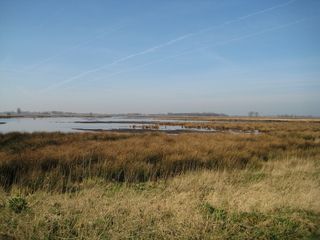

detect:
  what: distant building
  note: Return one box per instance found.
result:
[248,111,259,117]
[17,108,21,114]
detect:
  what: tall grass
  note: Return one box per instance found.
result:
[0,120,319,192]
[1,120,320,239]
[1,157,319,239]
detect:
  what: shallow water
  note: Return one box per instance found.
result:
[0,117,212,133]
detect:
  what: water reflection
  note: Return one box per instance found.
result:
[0,117,212,133]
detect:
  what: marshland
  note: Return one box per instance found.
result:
[1,118,320,239]
[2,0,320,238]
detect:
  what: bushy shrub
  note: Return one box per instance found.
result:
[8,196,28,213]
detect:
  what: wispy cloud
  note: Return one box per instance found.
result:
[41,0,298,91]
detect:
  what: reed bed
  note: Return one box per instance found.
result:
[0,120,320,239]
[0,120,319,192]
[157,119,320,132]
[1,156,319,239]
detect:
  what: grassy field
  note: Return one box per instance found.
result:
[0,119,320,239]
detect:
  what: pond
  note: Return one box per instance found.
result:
[0,117,213,133]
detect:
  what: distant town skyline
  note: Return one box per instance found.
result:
[1,108,318,118]
[1,0,319,115]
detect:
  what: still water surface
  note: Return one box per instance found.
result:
[0,117,210,133]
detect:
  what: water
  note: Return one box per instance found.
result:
[0,117,212,133]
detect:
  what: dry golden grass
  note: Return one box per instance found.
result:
[0,120,319,239]
[0,121,319,192]
[0,156,319,239]
[155,115,320,123]
[156,118,320,133]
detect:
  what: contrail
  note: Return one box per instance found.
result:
[41,33,195,91]
[89,18,306,84]
[232,0,297,21]
[186,0,298,36]
[42,0,298,91]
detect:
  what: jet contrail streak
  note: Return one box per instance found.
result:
[89,18,306,84]
[41,33,195,91]
[42,0,298,91]
[185,0,298,36]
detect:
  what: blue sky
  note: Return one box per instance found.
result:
[0,0,319,115]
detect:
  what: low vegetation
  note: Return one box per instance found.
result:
[156,117,320,133]
[0,119,319,239]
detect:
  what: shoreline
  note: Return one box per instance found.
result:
[72,128,217,134]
